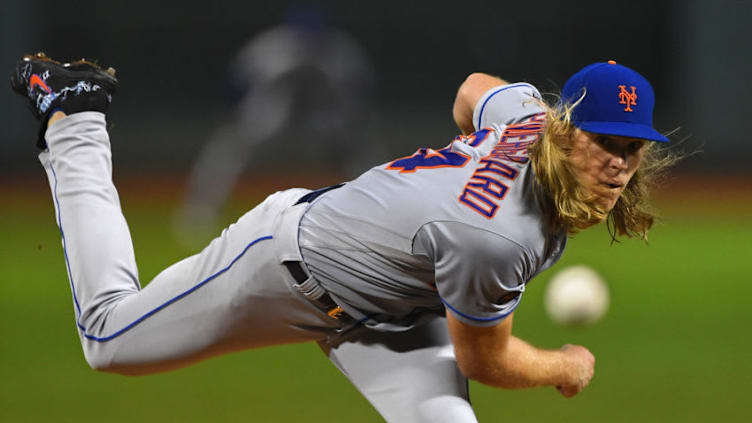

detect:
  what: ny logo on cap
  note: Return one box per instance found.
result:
[618,85,637,112]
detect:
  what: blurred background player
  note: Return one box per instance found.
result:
[173,7,375,246]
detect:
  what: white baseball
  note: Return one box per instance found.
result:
[544,265,609,326]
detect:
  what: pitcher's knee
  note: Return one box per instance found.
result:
[82,344,133,375]
[82,346,117,373]
[82,343,180,376]
[84,351,149,376]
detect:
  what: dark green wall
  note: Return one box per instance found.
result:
[2,0,749,172]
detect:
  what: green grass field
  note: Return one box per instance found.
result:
[1,174,750,422]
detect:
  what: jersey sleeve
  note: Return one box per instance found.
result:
[413,221,533,327]
[472,83,544,130]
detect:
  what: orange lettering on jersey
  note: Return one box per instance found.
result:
[618,85,637,112]
[458,113,544,219]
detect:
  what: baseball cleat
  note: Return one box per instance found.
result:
[10,52,119,148]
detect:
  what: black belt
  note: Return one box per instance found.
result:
[288,183,351,322]
[283,261,350,321]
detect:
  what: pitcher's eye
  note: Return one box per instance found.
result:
[628,141,645,152]
[595,136,614,149]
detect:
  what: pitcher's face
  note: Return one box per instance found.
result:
[569,130,647,211]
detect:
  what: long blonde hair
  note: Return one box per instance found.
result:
[529,95,677,241]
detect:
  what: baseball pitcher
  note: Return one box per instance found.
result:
[11,53,671,422]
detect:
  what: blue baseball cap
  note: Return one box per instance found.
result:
[561,61,669,143]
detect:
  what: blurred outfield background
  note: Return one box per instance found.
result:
[2,1,751,422]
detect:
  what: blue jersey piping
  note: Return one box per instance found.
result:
[50,163,83,318]
[475,83,533,130]
[440,296,516,323]
[50,160,273,342]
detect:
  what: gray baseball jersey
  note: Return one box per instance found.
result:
[299,83,567,330]
[34,82,563,423]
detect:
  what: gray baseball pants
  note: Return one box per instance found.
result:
[38,112,478,422]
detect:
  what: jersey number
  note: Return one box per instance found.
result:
[386,146,469,173]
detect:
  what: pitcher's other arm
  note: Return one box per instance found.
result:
[452,73,507,135]
[446,312,595,397]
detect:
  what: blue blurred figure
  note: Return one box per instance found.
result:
[174,7,376,246]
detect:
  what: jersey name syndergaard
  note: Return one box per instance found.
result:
[297,83,566,330]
